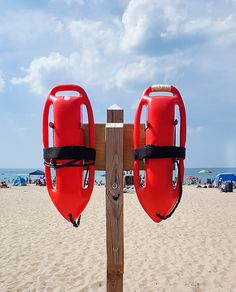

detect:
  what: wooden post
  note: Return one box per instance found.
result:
[106,104,124,292]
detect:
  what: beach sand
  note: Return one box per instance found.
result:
[0,185,236,291]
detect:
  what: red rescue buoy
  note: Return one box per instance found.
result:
[133,84,186,223]
[42,84,96,227]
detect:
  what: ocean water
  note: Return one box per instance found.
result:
[0,168,236,184]
[0,168,36,182]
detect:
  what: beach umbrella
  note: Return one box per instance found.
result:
[198,169,208,174]
[29,170,45,176]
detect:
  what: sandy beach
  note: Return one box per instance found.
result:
[0,185,236,291]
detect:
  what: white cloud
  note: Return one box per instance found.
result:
[0,10,63,44]
[10,0,236,96]
[121,0,236,51]
[121,0,187,50]
[0,73,5,92]
[49,0,107,5]
[11,53,69,95]
[11,50,116,94]
[68,19,120,53]
[11,49,191,95]
[50,0,85,5]
[11,5,192,95]
[121,0,151,50]
[182,14,236,45]
[115,52,191,89]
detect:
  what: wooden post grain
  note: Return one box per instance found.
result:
[106,104,124,292]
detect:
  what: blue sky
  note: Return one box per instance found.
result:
[0,0,236,168]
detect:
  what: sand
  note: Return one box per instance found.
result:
[0,185,236,291]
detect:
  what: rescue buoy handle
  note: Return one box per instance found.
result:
[42,98,52,148]
[151,84,172,92]
[156,160,183,220]
[48,84,87,97]
[45,83,95,150]
[133,97,148,148]
[133,97,149,193]
[83,97,95,148]
[80,91,95,195]
[42,98,53,191]
[143,84,181,97]
[142,84,186,148]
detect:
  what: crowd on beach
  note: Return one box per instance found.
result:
[0,177,46,188]
[187,176,214,188]
[187,176,235,192]
[1,173,235,193]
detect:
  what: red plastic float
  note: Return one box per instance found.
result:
[42,84,95,227]
[133,84,186,223]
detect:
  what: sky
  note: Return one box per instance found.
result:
[0,0,236,168]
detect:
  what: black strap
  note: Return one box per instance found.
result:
[156,160,183,220]
[134,145,185,161]
[68,213,81,228]
[43,146,96,169]
[44,146,96,160]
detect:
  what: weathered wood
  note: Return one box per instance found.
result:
[107,273,123,292]
[83,124,105,170]
[106,105,124,292]
[83,124,145,170]
[123,124,145,170]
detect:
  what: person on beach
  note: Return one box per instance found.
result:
[1,181,9,188]
[218,178,223,189]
